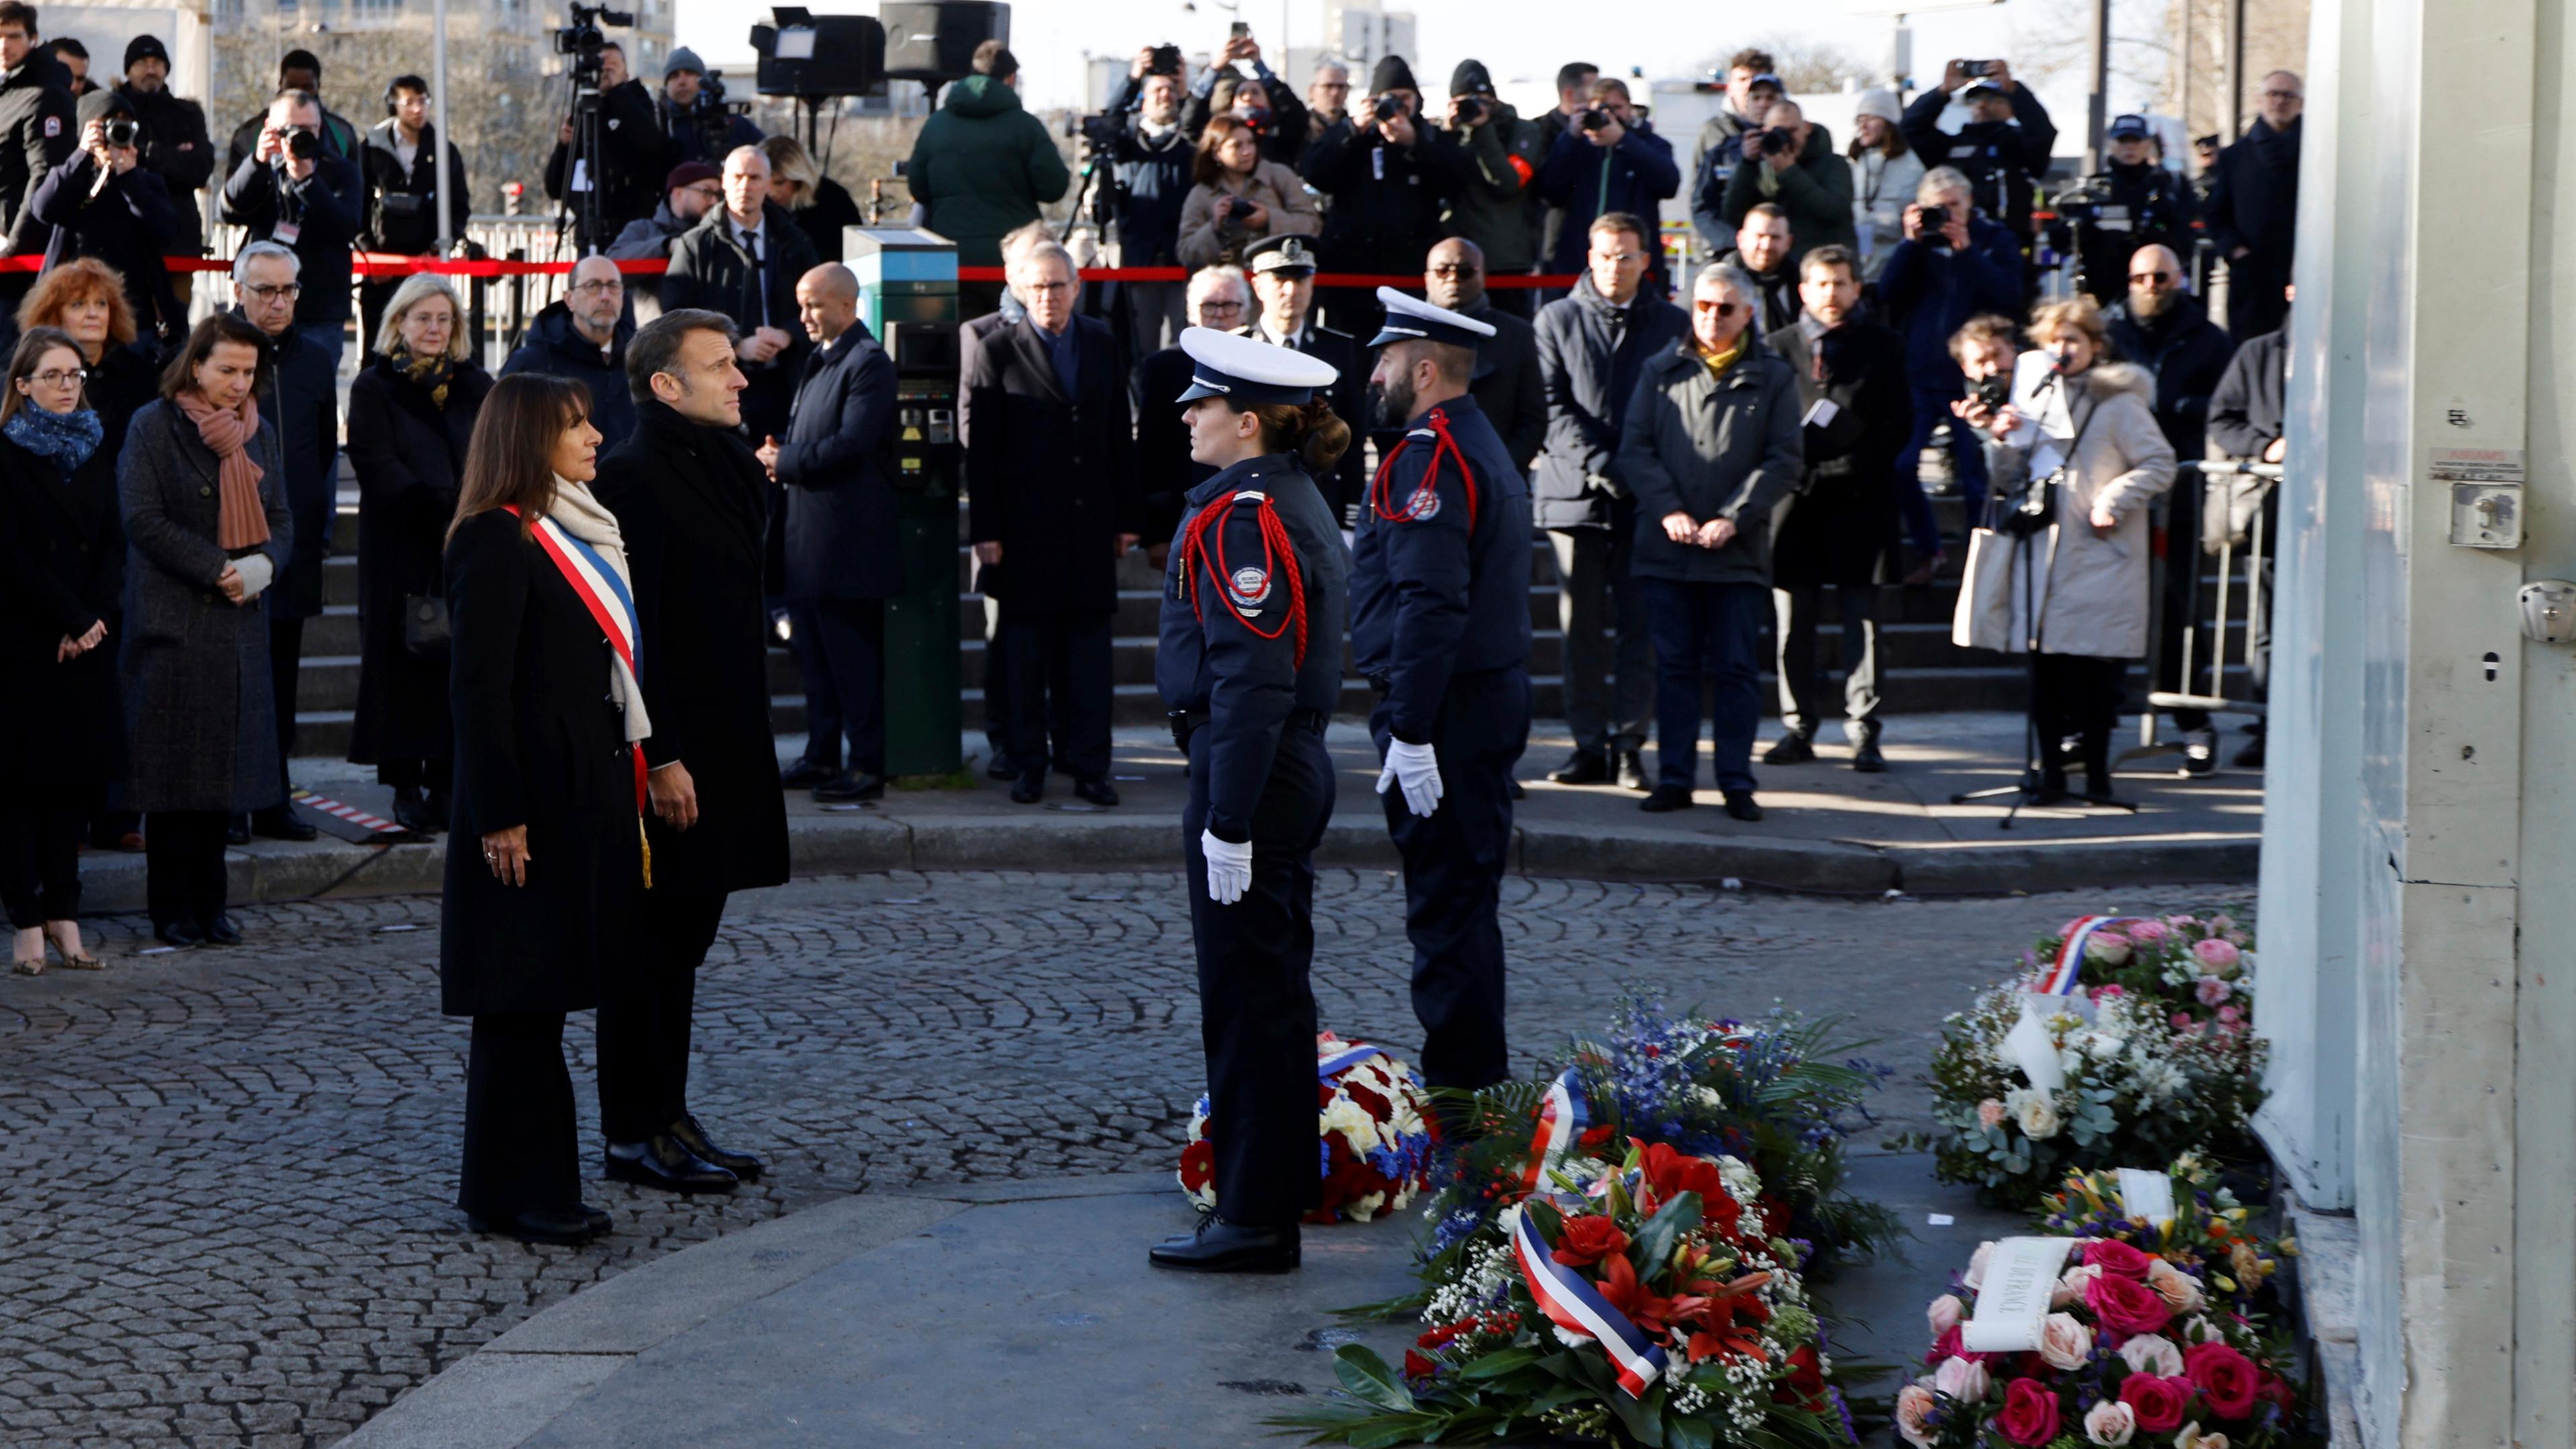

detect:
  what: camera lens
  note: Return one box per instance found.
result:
[286,129,320,161]
[105,119,139,148]
[1373,95,1400,123]
[1579,109,1609,131]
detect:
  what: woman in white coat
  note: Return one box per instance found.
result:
[1846,89,1924,284]
[1964,294,2176,802]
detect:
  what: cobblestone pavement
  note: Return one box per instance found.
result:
[0,871,2248,1446]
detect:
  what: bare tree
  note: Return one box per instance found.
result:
[1694,34,1878,94]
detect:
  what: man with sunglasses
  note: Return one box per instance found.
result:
[1424,237,1544,468]
[2204,71,2302,339]
[2106,241,2234,775]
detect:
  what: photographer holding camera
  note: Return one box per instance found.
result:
[1297,55,1462,333]
[2061,114,2197,305]
[1719,99,1854,268]
[1686,50,1780,257]
[224,51,358,174]
[1438,59,1544,311]
[657,46,761,167]
[1105,50,1197,355]
[28,91,184,341]
[222,87,363,371]
[1181,30,1307,165]
[1536,78,1677,288]
[1880,166,2023,570]
[1900,58,2055,244]
[1176,114,1317,270]
[543,39,666,244]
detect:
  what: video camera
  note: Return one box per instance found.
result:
[555,1,633,90]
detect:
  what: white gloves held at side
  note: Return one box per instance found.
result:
[1375,739,1443,817]
[1201,829,1252,905]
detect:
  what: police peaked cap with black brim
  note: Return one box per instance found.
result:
[1244,234,1318,278]
[1175,326,1341,406]
[1366,286,1499,350]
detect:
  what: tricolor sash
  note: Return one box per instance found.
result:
[2036,915,2143,996]
[1507,1199,1667,1398]
[1521,1067,1591,1191]
[1317,1041,1386,1081]
[504,505,653,888]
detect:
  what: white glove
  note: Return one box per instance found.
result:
[1201,829,1252,905]
[1375,738,1444,817]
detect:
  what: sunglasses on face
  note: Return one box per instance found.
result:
[1428,263,1481,276]
[1700,301,1741,318]
[2130,271,2175,284]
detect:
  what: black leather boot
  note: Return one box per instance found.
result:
[1149,1214,1301,1273]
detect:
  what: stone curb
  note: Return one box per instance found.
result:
[72,815,2256,914]
[339,1172,1179,1449]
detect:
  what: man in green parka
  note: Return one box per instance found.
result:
[905,39,1070,311]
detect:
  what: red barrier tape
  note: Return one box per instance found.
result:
[0,252,1579,288]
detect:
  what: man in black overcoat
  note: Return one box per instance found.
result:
[759,264,900,802]
[590,307,794,1192]
[964,242,1139,807]
[1130,264,1253,558]
[1760,245,1910,772]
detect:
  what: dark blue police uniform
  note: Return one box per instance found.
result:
[1158,451,1350,1228]
[1350,388,1534,1091]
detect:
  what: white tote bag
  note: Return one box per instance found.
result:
[1951,527,2020,652]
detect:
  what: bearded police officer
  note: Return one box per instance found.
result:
[1150,328,1354,1273]
[1354,287,1533,1103]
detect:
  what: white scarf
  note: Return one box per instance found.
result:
[544,476,653,749]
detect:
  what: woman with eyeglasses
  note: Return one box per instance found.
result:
[1175,115,1318,270]
[346,274,493,837]
[0,328,125,972]
[118,313,292,948]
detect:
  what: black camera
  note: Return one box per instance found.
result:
[1919,203,1947,231]
[1452,95,1485,125]
[284,129,320,161]
[1973,374,2012,415]
[1073,111,1124,150]
[1373,94,1403,123]
[1747,125,1796,158]
[103,117,139,148]
[1578,107,1610,132]
[1148,43,1181,76]
[555,2,634,89]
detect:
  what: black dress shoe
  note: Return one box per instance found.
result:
[669,1114,765,1181]
[1148,1215,1301,1273]
[391,785,438,835]
[780,759,837,790]
[1546,749,1609,785]
[812,770,885,803]
[1638,785,1695,813]
[250,804,318,842]
[1721,790,1764,822]
[1762,733,1816,765]
[1614,750,1648,791]
[984,752,1018,780]
[1073,778,1120,807]
[225,816,250,846]
[1851,736,1887,773]
[153,922,204,949]
[201,915,242,947]
[1010,771,1044,804]
[604,1136,740,1193]
[474,1207,599,1245]
[580,1203,613,1236]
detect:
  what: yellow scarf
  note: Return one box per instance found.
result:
[1698,336,1745,378]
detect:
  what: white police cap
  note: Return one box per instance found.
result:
[1366,286,1499,350]
[1175,325,1340,406]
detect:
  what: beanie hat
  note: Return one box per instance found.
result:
[1449,59,1495,97]
[663,160,720,193]
[1854,87,1900,123]
[1369,54,1417,95]
[123,34,170,71]
[78,89,134,126]
[665,46,705,78]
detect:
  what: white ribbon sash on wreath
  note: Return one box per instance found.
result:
[2003,997,2067,1095]
[1961,1236,2078,1352]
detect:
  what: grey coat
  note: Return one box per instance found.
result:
[117,400,292,814]
[1985,358,2176,659]
[1615,341,1805,586]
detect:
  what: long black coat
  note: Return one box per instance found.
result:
[244,314,340,622]
[89,343,161,464]
[1765,319,1911,587]
[117,400,292,814]
[437,508,642,1017]
[963,315,1138,619]
[594,402,792,898]
[775,323,900,602]
[1462,299,1547,471]
[1128,342,1212,546]
[347,356,491,763]
[0,424,125,789]
[2105,294,2235,462]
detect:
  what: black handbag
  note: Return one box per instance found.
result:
[1999,387,2099,539]
[402,590,449,658]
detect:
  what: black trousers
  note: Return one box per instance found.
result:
[269,614,305,803]
[1373,667,1534,1093]
[789,598,887,776]
[144,810,231,930]
[2155,480,2211,731]
[1000,610,1112,784]
[0,800,85,928]
[378,757,453,792]
[459,1012,582,1221]
[2033,653,2128,788]
[1185,721,1334,1227]
[595,886,725,1143]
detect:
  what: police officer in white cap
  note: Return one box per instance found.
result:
[1353,286,1532,1108]
[1242,233,1366,522]
[1150,328,1354,1273]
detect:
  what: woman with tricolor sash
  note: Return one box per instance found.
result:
[437,373,646,1246]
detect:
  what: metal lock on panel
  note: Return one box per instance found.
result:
[2519,580,2576,644]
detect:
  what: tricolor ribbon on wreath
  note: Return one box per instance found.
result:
[1316,1040,1389,1080]
[1521,1067,1592,1192]
[2004,915,2145,1093]
[1505,1196,1669,1399]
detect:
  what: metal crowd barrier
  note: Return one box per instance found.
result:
[2120,459,2282,770]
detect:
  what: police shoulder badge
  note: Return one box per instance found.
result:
[1402,480,1441,521]
[1227,564,1272,614]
